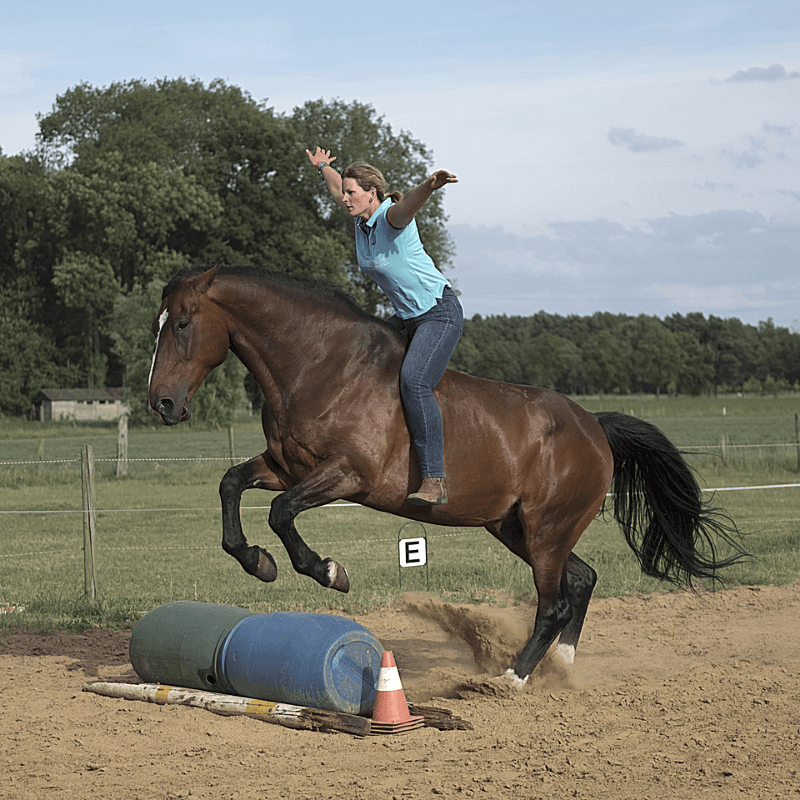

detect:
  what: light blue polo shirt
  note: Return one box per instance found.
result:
[355,198,450,320]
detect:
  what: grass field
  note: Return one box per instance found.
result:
[1,393,799,631]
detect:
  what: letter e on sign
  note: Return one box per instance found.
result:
[399,537,427,568]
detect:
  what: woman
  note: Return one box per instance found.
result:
[306,146,463,506]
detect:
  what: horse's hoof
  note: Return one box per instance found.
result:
[502,668,529,690]
[254,549,278,583]
[324,558,350,593]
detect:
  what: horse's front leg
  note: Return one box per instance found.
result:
[218,452,290,583]
[267,457,362,593]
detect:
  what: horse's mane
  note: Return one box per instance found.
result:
[162,263,399,332]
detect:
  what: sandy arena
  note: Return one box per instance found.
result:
[2,583,799,799]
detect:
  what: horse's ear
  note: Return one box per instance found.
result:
[194,264,220,296]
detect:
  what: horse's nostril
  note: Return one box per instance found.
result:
[158,398,175,416]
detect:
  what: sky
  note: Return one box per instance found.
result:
[2,1,799,329]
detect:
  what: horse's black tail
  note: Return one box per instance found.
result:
[594,411,749,588]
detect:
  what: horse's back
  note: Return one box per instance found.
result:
[406,370,614,521]
[440,369,604,446]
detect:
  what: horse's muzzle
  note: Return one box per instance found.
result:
[151,397,191,426]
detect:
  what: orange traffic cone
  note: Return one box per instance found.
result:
[370,651,424,734]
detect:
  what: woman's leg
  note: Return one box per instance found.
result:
[399,288,463,494]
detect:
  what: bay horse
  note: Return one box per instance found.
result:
[148,264,746,686]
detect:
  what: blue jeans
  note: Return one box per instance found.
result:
[390,287,464,479]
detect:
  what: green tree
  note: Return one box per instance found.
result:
[707,316,759,392]
[35,78,342,282]
[49,154,222,289]
[453,317,516,381]
[26,80,463,416]
[674,331,714,395]
[582,329,631,393]
[12,155,224,388]
[623,316,682,394]
[755,319,783,382]
[0,155,47,286]
[51,253,121,387]
[776,325,800,386]
[742,375,762,394]
[0,285,80,416]
[527,333,582,392]
[0,155,72,414]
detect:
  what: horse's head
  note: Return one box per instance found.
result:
[148,266,230,425]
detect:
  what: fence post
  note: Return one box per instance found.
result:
[37,439,45,474]
[795,413,799,473]
[81,444,97,599]
[229,426,236,466]
[116,414,129,478]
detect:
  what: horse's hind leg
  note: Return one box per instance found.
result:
[506,503,602,685]
[508,554,574,686]
[218,452,289,583]
[556,552,597,665]
[487,512,575,684]
[508,552,596,683]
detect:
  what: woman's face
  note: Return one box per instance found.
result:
[342,178,378,220]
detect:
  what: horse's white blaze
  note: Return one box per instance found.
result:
[148,310,169,392]
[556,643,576,664]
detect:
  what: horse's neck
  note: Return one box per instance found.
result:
[220,281,401,406]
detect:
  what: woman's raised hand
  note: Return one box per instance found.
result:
[427,170,458,190]
[306,147,337,168]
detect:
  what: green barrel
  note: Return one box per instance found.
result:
[129,601,253,692]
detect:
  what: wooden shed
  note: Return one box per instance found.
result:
[32,388,129,422]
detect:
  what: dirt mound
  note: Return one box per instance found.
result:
[390,593,578,699]
[2,583,799,799]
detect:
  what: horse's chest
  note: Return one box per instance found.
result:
[267,429,324,476]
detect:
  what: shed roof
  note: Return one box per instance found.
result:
[35,388,125,402]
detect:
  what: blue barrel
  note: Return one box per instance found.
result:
[129,602,383,715]
[215,612,382,714]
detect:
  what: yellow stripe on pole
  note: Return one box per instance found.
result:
[244,698,280,718]
[155,685,173,704]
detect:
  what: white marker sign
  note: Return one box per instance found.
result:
[398,537,427,568]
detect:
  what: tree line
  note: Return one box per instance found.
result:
[1,77,798,422]
[450,311,800,397]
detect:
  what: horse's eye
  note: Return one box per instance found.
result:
[176,319,190,332]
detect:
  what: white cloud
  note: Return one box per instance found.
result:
[693,181,737,193]
[649,283,767,311]
[722,137,769,169]
[608,127,683,152]
[764,122,793,136]
[771,209,800,228]
[725,64,800,82]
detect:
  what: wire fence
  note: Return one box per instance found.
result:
[2,438,800,603]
